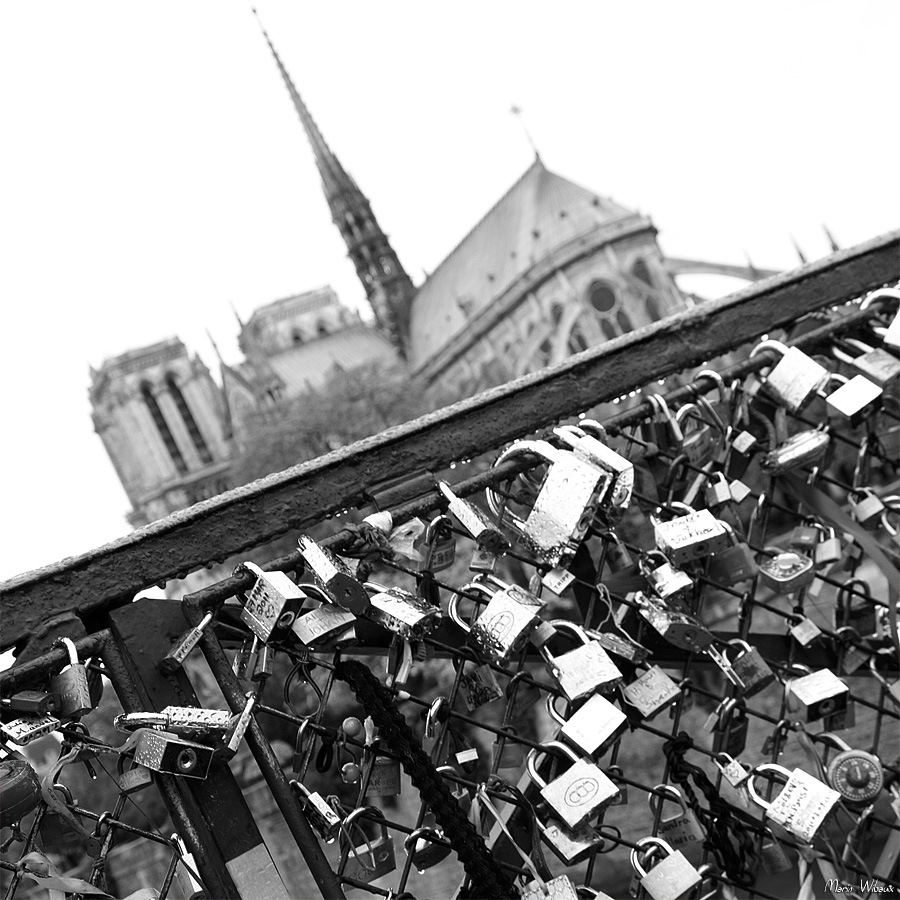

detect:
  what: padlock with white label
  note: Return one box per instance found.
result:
[532,620,623,701]
[746,764,840,843]
[630,836,702,900]
[49,637,92,720]
[449,575,544,663]
[525,740,620,830]
[749,339,829,413]
[823,373,882,427]
[297,535,370,614]
[234,562,306,642]
[546,692,627,758]
[649,785,705,849]
[486,439,612,566]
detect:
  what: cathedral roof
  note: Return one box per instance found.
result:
[263,324,395,394]
[407,158,639,370]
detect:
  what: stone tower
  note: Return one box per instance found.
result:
[255,15,416,359]
[89,339,232,526]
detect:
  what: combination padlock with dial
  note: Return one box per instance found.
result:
[532,620,623,701]
[525,740,620,830]
[819,733,884,808]
[49,637,92,720]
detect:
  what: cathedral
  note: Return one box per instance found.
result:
[89,20,775,528]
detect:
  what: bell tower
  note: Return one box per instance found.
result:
[254,12,415,360]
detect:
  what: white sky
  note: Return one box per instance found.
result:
[1,1,898,581]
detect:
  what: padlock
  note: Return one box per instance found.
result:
[749,339,829,412]
[758,549,815,595]
[297,535,370,614]
[760,837,794,873]
[0,713,61,745]
[622,666,681,720]
[414,513,458,573]
[536,814,606,865]
[714,752,751,789]
[291,602,357,648]
[630,836,702,900]
[341,807,396,883]
[649,785,705,849]
[532,620,623,701]
[449,575,544,663]
[861,286,900,349]
[114,706,233,739]
[673,402,719,468]
[706,522,757,587]
[547,692,627,758]
[636,594,715,652]
[705,472,732,508]
[486,439,613,566]
[818,733,884,808]
[404,825,451,873]
[813,524,842,567]
[459,663,503,711]
[553,422,635,513]
[130,728,214,780]
[640,394,685,455]
[706,698,748,756]
[849,487,886,528]
[832,337,900,392]
[2,690,60,716]
[0,755,42,829]
[160,611,215,674]
[366,751,402,797]
[49,637,92,719]
[491,728,526,771]
[639,551,694,605]
[590,628,650,665]
[824,373,882,427]
[789,615,822,647]
[525,740,620,829]
[117,755,154,794]
[436,481,509,554]
[468,546,498,573]
[234,561,307,642]
[786,668,849,723]
[290,780,341,842]
[724,639,775,696]
[362,582,442,640]
[38,782,87,852]
[651,503,731,566]
[223,692,257,755]
[724,428,758,481]
[759,427,831,475]
[600,530,633,572]
[789,518,821,552]
[746,764,840,842]
[520,874,581,900]
[834,578,878,636]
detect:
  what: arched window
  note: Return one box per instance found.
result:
[587,280,617,313]
[317,321,329,337]
[291,328,304,346]
[567,327,590,354]
[617,310,634,334]
[632,259,654,286]
[141,381,187,475]
[166,374,212,464]
[646,296,663,322]
[600,319,617,341]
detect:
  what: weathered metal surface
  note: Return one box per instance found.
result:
[1,229,898,649]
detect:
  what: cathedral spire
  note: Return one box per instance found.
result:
[253,10,416,359]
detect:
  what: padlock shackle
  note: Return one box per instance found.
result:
[630,836,675,878]
[545,693,567,726]
[577,418,609,441]
[52,636,80,669]
[448,581,494,633]
[860,286,900,311]
[404,827,444,854]
[424,514,453,545]
[525,739,581,788]
[694,368,727,405]
[749,339,789,369]
[745,763,792,811]
[815,732,853,754]
[234,560,266,581]
[647,783,687,817]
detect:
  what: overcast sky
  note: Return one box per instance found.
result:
[1,1,897,581]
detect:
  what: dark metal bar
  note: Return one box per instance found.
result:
[3,230,897,648]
